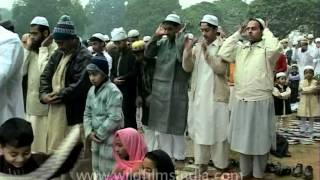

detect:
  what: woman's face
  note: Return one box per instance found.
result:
[140,158,157,180]
[114,136,129,159]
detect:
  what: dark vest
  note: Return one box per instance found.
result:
[273,84,292,115]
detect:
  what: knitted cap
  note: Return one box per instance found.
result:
[53,15,76,40]
[86,55,109,76]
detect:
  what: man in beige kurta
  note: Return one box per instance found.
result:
[23,16,57,153]
[218,18,281,179]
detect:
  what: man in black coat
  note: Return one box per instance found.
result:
[110,27,138,129]
[39,15,91,153]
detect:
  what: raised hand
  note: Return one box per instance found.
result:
[41,34,53,47]
[155,24,166,38]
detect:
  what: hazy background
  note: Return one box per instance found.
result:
[0,0,318,39]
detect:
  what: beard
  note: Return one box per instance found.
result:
[301,47,307,53]
[29,36,45,53]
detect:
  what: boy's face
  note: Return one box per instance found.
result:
[277,76,287,85]
[291,67,298,73]
[140,157,157,180]
[304,69,314,80]
[1,145,31,168]
[88,71,106,86]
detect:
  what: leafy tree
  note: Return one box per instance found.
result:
[179,2,223,36]
[58,0,87,35]
[12,0,87,36]
[85,0,125,38]
[0,8,12,21]
[181,2,222,36]
[215,0,249,35]
[248,0,316,38]
[124,0,181,36]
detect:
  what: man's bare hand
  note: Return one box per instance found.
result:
[90,132,102,143]
[41,34,53,47]
[42,92,61,104]
[114,77,125,85]
[155,24,166,38]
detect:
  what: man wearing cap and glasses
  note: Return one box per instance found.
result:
[145,14,190,163]
[183,15,230,174]
[218,18,282,179]
[89,33,112,75]
[110,27,138,129]
[39,15,92,153]
[23,16,58,153]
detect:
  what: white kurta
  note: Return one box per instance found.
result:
[0,26,24,124]
[311,47,320,74]
[292,48,314,79]
[187,41,229,145]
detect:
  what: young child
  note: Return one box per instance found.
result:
[288,64,300,104]
[83,55,124,179]
[138,150,176,180]
[106,128,148,180]
[273,72,292,129]
[297,66,320,136]
[0,118,82,178]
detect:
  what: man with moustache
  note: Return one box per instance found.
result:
[23,16,57,153]
[145,14,190,163]
[218,18,281,179]
[39,15,91,153]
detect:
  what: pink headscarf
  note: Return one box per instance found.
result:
[113,128,147,174]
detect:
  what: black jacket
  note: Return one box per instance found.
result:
[273,84,292,116]
[110,47,138,98]
[39,41,92,125]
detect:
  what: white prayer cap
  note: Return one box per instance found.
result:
[315,38,320,42]
[307,34,314,39]
[304,65,314,71]
[200,14,219,27]
[143,36,151,42]
[280,38,289,43]
[30,16,49,27]
[128,29,140,38]
[111,27,127,41]
[255,18,266,29]
[298,35,305,41]
[163,14,181,25]
[276,72,287,78]
[292,40,298,46]
[184,33,194,40]
[104,35,110,41]
[90,33,105,42]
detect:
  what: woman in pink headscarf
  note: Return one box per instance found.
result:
[106,128,148,180]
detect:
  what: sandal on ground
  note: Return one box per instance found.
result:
[304,165,313,180]
[292,163,303,177]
